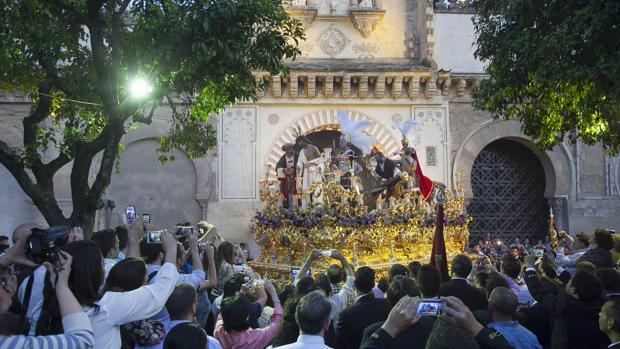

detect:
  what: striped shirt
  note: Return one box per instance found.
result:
[0,312,94,349]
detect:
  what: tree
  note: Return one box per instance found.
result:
[0,0,303,237]
[472,0,620,151]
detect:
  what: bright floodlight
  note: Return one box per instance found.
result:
[128,77,153,98]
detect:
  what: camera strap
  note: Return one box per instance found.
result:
[20,274,35,319]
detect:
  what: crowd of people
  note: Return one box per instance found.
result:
[0,221,619,349]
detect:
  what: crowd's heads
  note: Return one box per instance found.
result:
[220,292,251,332]
[295,291,332,336]
[488,286,517,318]
[139,237,164,265]
[314,273,333,297]
[425,318,479,349]
[474,272,489,290]
[597,268,620,294]
[103,257,147,293]
[575,232,590,249]
[0,237,9,253]
[576,261,597,275]
[451,255,472,278]
[61,240,104,307]
[417,264,440,298]
[593,229,614,250]
[166,283,197,321]
[223,273,245,298]
[388,264,409,281]
[91,229,119,259]
[510,246,520,258]
[115,226,128,252]
[0,265,16,312]
[216,242,235,267]
[377,277,389,294]
[163,322,207,349]
[485,272,509,298]
[11,223,41,243]
[279,284,296,306]
[354,266,375,294]
[501,256,521,279]
[296,276,318,296]
[386,276,420,308]
[600,300,620,337]
[567,270,603,301]
[407,261,421,280]
[327,264,345,284]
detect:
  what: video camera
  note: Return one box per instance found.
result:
[26,226,70,264]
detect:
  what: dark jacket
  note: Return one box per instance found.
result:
[523,269,610,349]
[577,247,613,269]
[361,317,435,349]
[439,278,488,311]
[336,293,390,349]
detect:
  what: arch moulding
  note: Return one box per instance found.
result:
[119,116,215,217]
[452,119,573,200]
[264,109,400,170]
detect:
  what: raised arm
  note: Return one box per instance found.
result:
[200,244,217,290]
[106,231,179,325]
[297,249,320,282]
[125,221,144,258]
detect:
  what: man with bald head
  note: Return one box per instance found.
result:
[487,287,542,349]
[11,223,41,244]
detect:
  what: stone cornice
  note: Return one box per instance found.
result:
[253,68,487,102]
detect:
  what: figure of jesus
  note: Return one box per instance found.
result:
[296,136,325,208]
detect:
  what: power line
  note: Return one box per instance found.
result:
[0,81,102,106]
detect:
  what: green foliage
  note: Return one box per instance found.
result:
[472,0,620,152]
[0,0,303,230]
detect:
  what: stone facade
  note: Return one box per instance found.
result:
[1,0,618,240]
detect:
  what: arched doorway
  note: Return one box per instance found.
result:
[467,139,550,244]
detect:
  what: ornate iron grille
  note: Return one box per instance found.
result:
[467,140,549,244]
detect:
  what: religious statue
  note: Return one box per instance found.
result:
[276,143,299,209]
[333,135,363,190]
[373,151,405,198]
[401,146,419,189]
[296,136,326,208]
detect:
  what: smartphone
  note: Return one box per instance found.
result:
[290,268,311,279]
[125,205,136,224]
[142,213,151,224]
[416,299,443,317]
[146,230,163,244]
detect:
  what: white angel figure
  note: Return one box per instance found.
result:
[337,110,375,155]
[391,119,419,144]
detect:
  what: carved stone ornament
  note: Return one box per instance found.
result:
[318,24,349,57]
[349,7,386,38]
[285,6,318,28]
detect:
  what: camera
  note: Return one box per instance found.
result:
[290,267,311,280]
[26,226,70,264]
[533,248,544,258]
[416,299,443,317]
[146,230,165,244]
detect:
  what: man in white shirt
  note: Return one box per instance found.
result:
[136,229,206,349]
[159,283,222,349]
[556,232,590,274]
[278,290,333,349]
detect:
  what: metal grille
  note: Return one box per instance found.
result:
[467,140,549,244]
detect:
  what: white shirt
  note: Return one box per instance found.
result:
[276,334,333,349]
[85,262,179,349]
[18,265,46,335]
[329,276,356,320]
[104,258,118,279]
